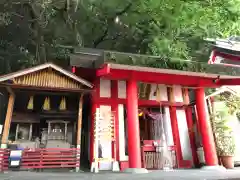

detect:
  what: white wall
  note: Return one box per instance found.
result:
[118,81,126,99]
[173,86,192,162]
[98,78,112,169]
[172,85,183,103]
[164,107,174,146]
[100,78,111,98]
[149,84,168,101]
[176,109,193,162]
[118,104,128,161]
[98,105,113,170]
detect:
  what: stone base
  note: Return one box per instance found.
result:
[90,162,99,173]
[75,167,85,173]
[1,144,7,149]
[123,168,148,174]
[200,165,226,171]
[112,161,120,172]
[163,167,174,171]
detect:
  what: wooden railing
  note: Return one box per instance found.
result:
[21,148,80,169]
[0,149,10,172]
[141,140,177,170]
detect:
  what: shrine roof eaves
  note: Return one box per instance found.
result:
[0,63,93,88]
[205,86,240,99]
[108,63,237,80]
[103,51,240,77]
[71,48,240,77]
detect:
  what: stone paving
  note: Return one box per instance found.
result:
[1,169,240,180]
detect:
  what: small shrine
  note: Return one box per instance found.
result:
[207,36,240,65]
[0,63,92,152]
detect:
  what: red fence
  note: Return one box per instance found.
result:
[0,148,80,171]
[21,148,80,169]
[0,149,10,172]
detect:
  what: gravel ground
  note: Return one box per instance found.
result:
[1,169,240,180]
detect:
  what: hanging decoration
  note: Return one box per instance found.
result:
[156,85,161,102]
[43,97,51,111]
[138,109,143,117]
[59,96,67,111]
[27,95,34,110]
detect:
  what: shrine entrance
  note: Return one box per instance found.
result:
[79,94,92,169]
[138,107,178,169]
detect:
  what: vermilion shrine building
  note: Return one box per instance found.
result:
[1,48,240,171]
[70,48,240,170]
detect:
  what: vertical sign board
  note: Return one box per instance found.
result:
[91,107,116,172]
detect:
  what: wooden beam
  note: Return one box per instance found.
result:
[0,84,93,93]
[96,64,110,77]
[76,94,84,145]
[6,86,14,94]
[76,93,84,172]
[96,97,185,107]
[106,69,221,88]
[1,92,15,147]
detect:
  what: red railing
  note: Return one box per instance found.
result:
[21,148,80,169]
[0,149,10,172]
[141,140,177,170]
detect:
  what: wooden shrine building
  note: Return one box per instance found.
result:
[0,63,92,170]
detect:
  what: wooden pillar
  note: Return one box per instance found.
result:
[15,124,19,141]
[1,92,15,148]
[168,86,182,167]
[182,88,199,166]
[29,123,33,141]
[73,122,77,146]
[64,122,68,141]
[47,122,51,135]
[76,93,84,172]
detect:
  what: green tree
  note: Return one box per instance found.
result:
[0,0,240,74]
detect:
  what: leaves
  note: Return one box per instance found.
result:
[211,107,236,156]
[218,92,240,116]
[211,96,240,156]
[1,0,240,74]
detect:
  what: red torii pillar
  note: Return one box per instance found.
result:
[195,88,218,166]
[126,78,142,168]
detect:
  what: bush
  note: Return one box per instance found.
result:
[211,104,236,157]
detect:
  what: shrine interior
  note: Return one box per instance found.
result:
[138,107,165,141]
[8,90,91,166]
[123,106,166,152]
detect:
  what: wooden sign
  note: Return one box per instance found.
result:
[91,108,116,173]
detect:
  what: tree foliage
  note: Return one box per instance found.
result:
[0,0,240,74]
[216,92,240,117]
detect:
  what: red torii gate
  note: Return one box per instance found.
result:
[94,63,240,168]
[71,48,240,171]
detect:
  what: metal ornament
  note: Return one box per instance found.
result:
[27,95,34,110]
[59,96,67,111]
[43,97,51,111]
